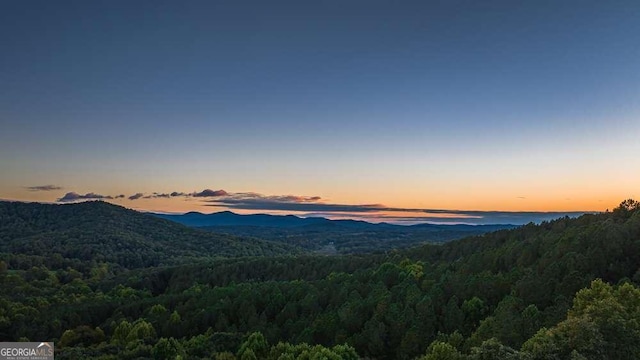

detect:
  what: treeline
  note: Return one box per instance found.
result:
[0,200,639,359]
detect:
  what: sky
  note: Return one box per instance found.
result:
[1,0,639,224]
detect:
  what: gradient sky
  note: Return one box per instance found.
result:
[1,1,639,224]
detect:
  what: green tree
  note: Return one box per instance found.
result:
[462,297,485,333]
[522,279,640,360]
[152,337,185,360]
[469,338,522,360]
[418,340,465,360]
[239,348,257,360]
[150,304,168,316]
[442,297,464,334]
[111,320,132,345]
[237,332,269,360]
[60,326,104,347]
[125,319,157,345]
[215,352,236,360]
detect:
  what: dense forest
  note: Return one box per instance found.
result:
[0,201,296,272]
[195,223,515,254]
[1,199,639,359]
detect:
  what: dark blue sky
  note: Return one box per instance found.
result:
[1,0,639,219]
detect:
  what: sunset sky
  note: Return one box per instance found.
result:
[1,1,639,224]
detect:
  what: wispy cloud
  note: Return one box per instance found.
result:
[205,196,379,213]
[57,192,113,202]
[127,189,228,200]
[26,185,63,192]
[128,193,144,200]
[227,192,321,203]
[145,192,171,199]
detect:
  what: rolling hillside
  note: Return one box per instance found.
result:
[0,201,297,271]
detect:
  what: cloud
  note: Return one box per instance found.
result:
[26,185,63,192]
[125,189,322,204]
[302,212,481,224]
[127,189,317,202]
[128,192,182,200]
[192,189,228,197]
[125,189,228,200]
[115,194,125,199]
[203,192,397,213]
[301,210,589,225]
[206,197,379,213]
[226,192,322,203]
[143,192,171,199]
[128,193,144,200]
[57,192,113,202]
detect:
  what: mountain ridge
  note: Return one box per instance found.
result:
[151,210,515,229]
[152,210,517,253]
[0,200,297,271]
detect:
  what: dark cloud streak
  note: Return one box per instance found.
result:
[57,192,113,202]
[192,189,228,197]
[128,193,144,200]
[127,189,226,200]
[143,192,171,199]
[26,185,63,191]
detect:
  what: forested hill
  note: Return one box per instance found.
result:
[0,201,296,271]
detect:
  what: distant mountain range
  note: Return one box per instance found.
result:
[152,210,513,230]
[154,210,334,227]
[152,211,517,253]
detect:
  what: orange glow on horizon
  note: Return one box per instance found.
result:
[0,185,634,216]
